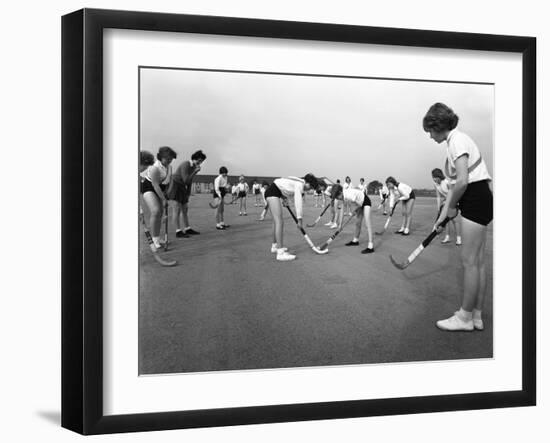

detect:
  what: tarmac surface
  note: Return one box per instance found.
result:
[139,194,493,375]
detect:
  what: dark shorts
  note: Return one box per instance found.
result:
[169,181,191,205]
[254,188,260,195]
[140,180,166,196]
[362,194,372,207]
[212,187,227,198]
[238,191,247,198]
[402,190,416,201]
[458,180,493,226]
[264,182,283,199]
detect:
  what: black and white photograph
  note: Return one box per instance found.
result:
[138,67,494,375]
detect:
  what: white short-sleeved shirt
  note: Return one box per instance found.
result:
[434,178,450,198]
[446,129,492,184]
[141,159,172,185]
[343,182,352,190]
[343,188,365,206]
[274,177,306,217]
[237,182,249,192]
[358,183,366,192]
[252,183,261,192]
[214,175,228,195]
[396,182,413,200]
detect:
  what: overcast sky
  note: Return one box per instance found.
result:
[140,68,493,188]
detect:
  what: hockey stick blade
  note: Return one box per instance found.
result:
[389,254,409,270]
[312,246,329,255]
[152,252,177,267]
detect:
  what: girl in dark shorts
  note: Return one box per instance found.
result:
[140,146,177,249]
[213,166,230,230]
[385,176,415,235]
[236,175,249,216]
[331,184,375,254]
[265,174,325,261]
[423,102,493,332]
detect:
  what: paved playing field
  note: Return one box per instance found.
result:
[139,194,493,375]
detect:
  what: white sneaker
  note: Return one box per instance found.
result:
[441,236,450,244]
[324,221,332,226]
[330,222,338,229]
[454,311,483,331]
[456,237,462,246]
[276,250,296,261]
[436,314,474,331]
[271,245,288,253]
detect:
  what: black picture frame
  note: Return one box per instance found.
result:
[62,8,536,435]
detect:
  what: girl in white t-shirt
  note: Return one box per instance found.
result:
[424,102,493,332]
[252,181,262,207]
[385,176,415,235]
[331,184,374,254]
[213,166,230,230]
[432,168,461,245]
[139,146,176,249]
[236,175,249,216]
[264,174,324,261]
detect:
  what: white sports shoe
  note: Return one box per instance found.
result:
[436,314,474,331]
[276,250,296,261]
[456,237,462,246]
[330,222,338,229]
[271,245,288,253]
[455,311,483,331]
[324,221,332,226]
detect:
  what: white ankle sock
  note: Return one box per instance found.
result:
[458,308,472,321]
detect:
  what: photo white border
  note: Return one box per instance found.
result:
[103,29,522,415]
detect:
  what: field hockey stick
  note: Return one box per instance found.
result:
[285,205,329,255]
[163,202,169,251]
[306,201,332,227]
[139,207,177,267]
[318,211,357,250]
[375,202,398,235]
[389,217,451,270]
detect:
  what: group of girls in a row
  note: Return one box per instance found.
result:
[139,101,492,332]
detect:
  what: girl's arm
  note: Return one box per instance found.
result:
[214,176,222,198]
[294,184,304,222]
[434,185,441,210]
[447,155,469,209]
[149,167,167,203]
[337,201,345,229]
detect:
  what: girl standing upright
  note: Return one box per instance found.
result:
[423,102,493,331]
[385,176,415,235]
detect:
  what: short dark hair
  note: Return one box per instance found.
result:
[345,176,351,183]
[423,102,459,133]
[140,150,154,167]
[360,178,365,182]
[157,146,177,161]
[219,166,228,174]
[191,150,207,161]
[262,181,269,187]
[431,168,445,180]
[385,176,398,186]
